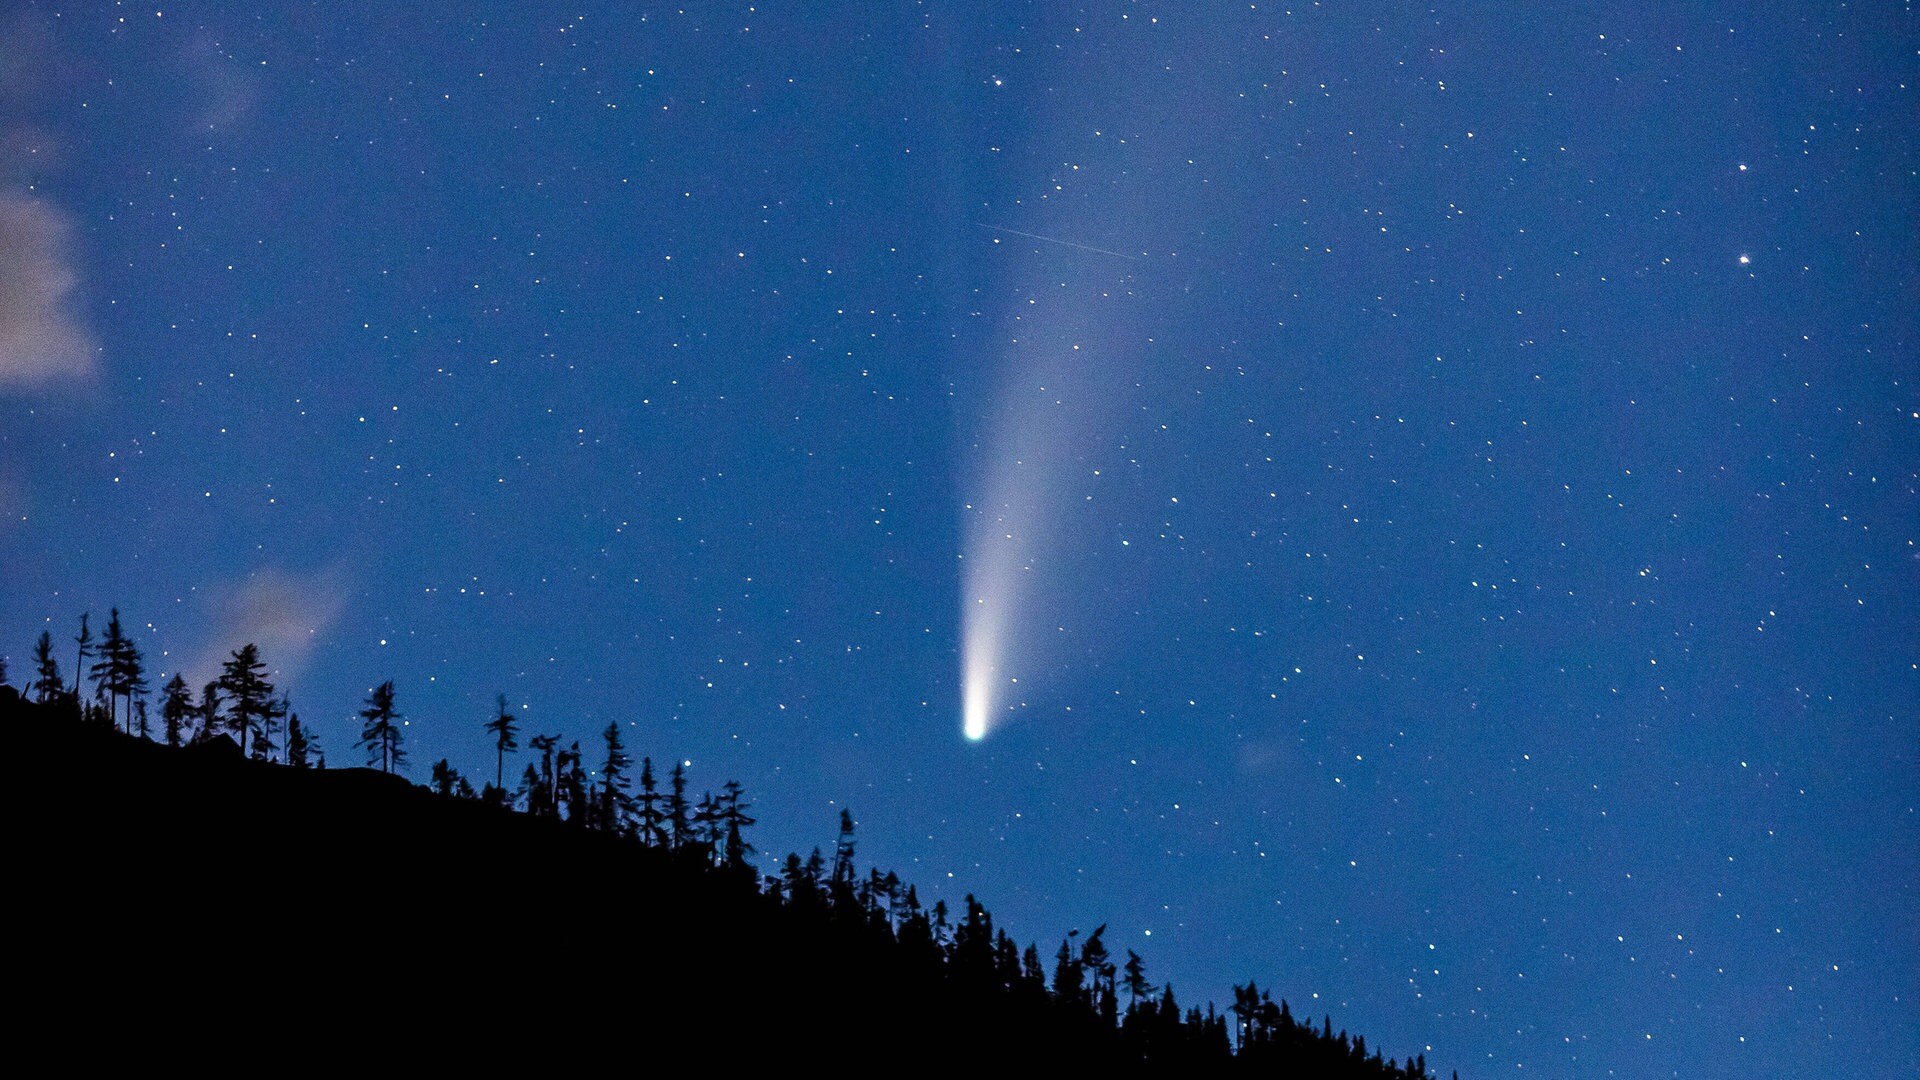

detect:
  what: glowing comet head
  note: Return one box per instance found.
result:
[962,617,997,741]
[963,687,989,742]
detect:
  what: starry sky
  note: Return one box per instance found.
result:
[2,3,1915,1074]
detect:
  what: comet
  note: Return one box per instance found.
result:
[958,218,1141,741]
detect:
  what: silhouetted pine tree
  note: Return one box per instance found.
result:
[484,693,518,792]
[931,898,951,949]
[89,609,132,731]
[1054,935,1085,1008]
[598,722,634,834]
[692,790,722,858]
[252,692,289,762]
[1148,984,1184,1052]
[253,692,290,763]
[895,885,937,965]
[159,674,192,747]
[856,867,884,919]
[1124,950,1153,1012]
[122,641,149,737]
[885,871,905,927]
[193,681,220,745]
[217,644,276,756]
[526,734,562,816]
[719,779,755,871]
[32,632,62,703]
[782,849,828,912]
[356,680,405,774]
[556,741,586,825]
[951,895,995,980]
[1232,982,1257,1050]
[71,612,91,700]
[830,808,857,899]
[1081,924,1117,1025]
[863,868,899,928]
[1022,944,1049,1001]
[518,762,547,815]
[285,714,317,768]
[636,756,666,846]
[778,853,806,905]
[666,761,690,849]
[431,759,466,797]
[994,929,1023,991]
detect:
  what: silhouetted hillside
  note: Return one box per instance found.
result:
[2,686,1447,1076]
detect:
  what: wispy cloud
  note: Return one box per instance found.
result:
[0,14,267,393]
[185,568,351,688]
[0,11,95,391]
[0,194,96,388]
[181,30,264,133]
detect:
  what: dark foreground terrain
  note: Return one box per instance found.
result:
[4,689,1442,1076]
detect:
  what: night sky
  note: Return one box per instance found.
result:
[3,3,1915,1074]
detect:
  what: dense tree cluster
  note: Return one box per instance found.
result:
[2,608,1449,1078]
[18,611,313,762]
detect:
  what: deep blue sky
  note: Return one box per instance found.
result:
[3,3,1915,1074]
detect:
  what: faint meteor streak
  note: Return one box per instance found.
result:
[975,223,1140,261]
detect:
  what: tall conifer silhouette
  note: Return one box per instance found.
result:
[667,761,690,849]
[285,713,317,768]
[122,639,149,736]
[1082,924,1116,1024]
[556,741,586,824]
[693,790,721,856]
[430,758,468,797]
[253,692,290,763]
[126,638,148,730]
[32,632,62,703]
[598,722,634,834]
[524,734,558,816]
[217,644,275,756]
[484,693,518,792]
[71,612,91,699]
[1053,935,1084,1005]
[831,808,857,893]
[356,680,405,773]
[720,779,755,870]
[636,757,666,846]
[1124,950,1153,1011]
[194,681,221,745]
[89,609,131,729]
